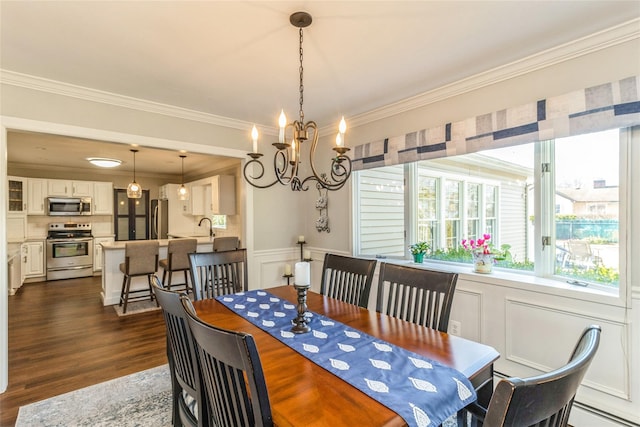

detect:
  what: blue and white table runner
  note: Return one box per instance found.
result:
[216,290,476,427]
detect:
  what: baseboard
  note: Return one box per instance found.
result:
[570,403,640,427]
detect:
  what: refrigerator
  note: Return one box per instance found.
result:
[150,199,168,239]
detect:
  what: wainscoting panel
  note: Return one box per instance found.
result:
[505,298,629,400]
[449,289,483,342]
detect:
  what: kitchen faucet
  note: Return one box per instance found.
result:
[198,217,214,237]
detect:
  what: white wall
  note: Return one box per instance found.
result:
[1,29,639,426]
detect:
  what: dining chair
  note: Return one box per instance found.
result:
[159,238,197,292]
[181,294,274,427]
[118,240,159,313]
[375,262,458,333]
[150,275,207,427]
[465,325,601,427]
[188,249,248,300]
[319,253,377,308]
[212,236,240,251]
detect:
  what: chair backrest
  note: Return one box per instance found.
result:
[319,253,377,308]
[566,240,593,260]
[167,238,198,270]
[124,240,159,275]
[375,262,457,333]
[189,249,248,300]
[213,236,240,252]
[483,325,601,427]
[181,295,273,427]
[150,275,206,425]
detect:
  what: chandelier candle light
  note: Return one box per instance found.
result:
[243,11,352,192]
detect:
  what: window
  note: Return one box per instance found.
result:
[354,128,623,290]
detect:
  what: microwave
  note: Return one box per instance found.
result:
[47,197,92,216]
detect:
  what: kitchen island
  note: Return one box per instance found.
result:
[100,237,213,306]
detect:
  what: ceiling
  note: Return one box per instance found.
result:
[2,1,639,176]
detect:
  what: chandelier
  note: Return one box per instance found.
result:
[243,11,352,192]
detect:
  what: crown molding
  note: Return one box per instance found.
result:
[2,19,638,136]
[0,70,254,132]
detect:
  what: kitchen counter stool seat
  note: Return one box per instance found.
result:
[159,238,197,293]
[119,240,159,313]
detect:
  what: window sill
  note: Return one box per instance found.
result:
[384,259,623,308]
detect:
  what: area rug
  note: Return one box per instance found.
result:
[112,300,161,317]
[16,364,462,426]
[16,365,172,427]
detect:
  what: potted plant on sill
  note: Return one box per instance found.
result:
[461,233,508,273]
[409,241,430,263]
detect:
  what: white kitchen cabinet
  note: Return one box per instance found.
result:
[93,181,114,215]
[93,237,114,272]
[210,175,236,215]
[27,178,47,215]
[48,179,93,197]
[190,184,205,216]
[7,213,27,243]
[22,240,45,277]
[8,176,27,213]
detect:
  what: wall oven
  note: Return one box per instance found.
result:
[47,197,92,216]
[46,223,94,281]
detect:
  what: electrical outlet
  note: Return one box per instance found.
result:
[449,320,462,336]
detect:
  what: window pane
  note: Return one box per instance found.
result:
[417,172,438,250]
[421,144,534,270]
[355,165,405,257]
[445,180,461,249]
[554,129,619,287]
[467,183,480,240]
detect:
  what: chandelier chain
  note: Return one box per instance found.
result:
[298,27,304,124]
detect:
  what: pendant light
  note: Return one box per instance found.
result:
[126,149,142,199]
[177,154,189,200]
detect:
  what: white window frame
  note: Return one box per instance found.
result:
[353,127,635,303]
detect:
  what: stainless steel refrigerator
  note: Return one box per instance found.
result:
[150,199,168,239]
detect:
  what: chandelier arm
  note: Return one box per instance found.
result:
[274,150,294,186]
[243,158,280,189]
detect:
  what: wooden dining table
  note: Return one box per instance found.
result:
[192,285,499,427]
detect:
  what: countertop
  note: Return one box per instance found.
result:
[7,243,21,261]
[101,237,214,250]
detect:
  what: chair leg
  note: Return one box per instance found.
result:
[148,274,159,307]
[119,274,127,307]
[183,270,190,294]
[162,269,168,290]
[122,276,132,314]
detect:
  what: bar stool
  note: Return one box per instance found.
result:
[119,240,159,313]
[212,236,240,252]
[159,238,197,292]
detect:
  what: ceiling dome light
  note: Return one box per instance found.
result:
[87,157,122,168]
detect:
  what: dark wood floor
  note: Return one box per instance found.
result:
[1,276,167,427]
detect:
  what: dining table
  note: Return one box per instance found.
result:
[192,285,499,427]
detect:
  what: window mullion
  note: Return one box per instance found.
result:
[535,140,555,276]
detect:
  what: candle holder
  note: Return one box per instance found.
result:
[291,283,311,334]
[298,240,306,262]
[283,273,293,286]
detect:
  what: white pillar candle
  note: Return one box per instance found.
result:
[303,249,311,260]
[284,264,292,276]
[294,262,310,286]
[298,235,305,243]
[251,125,259,153]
